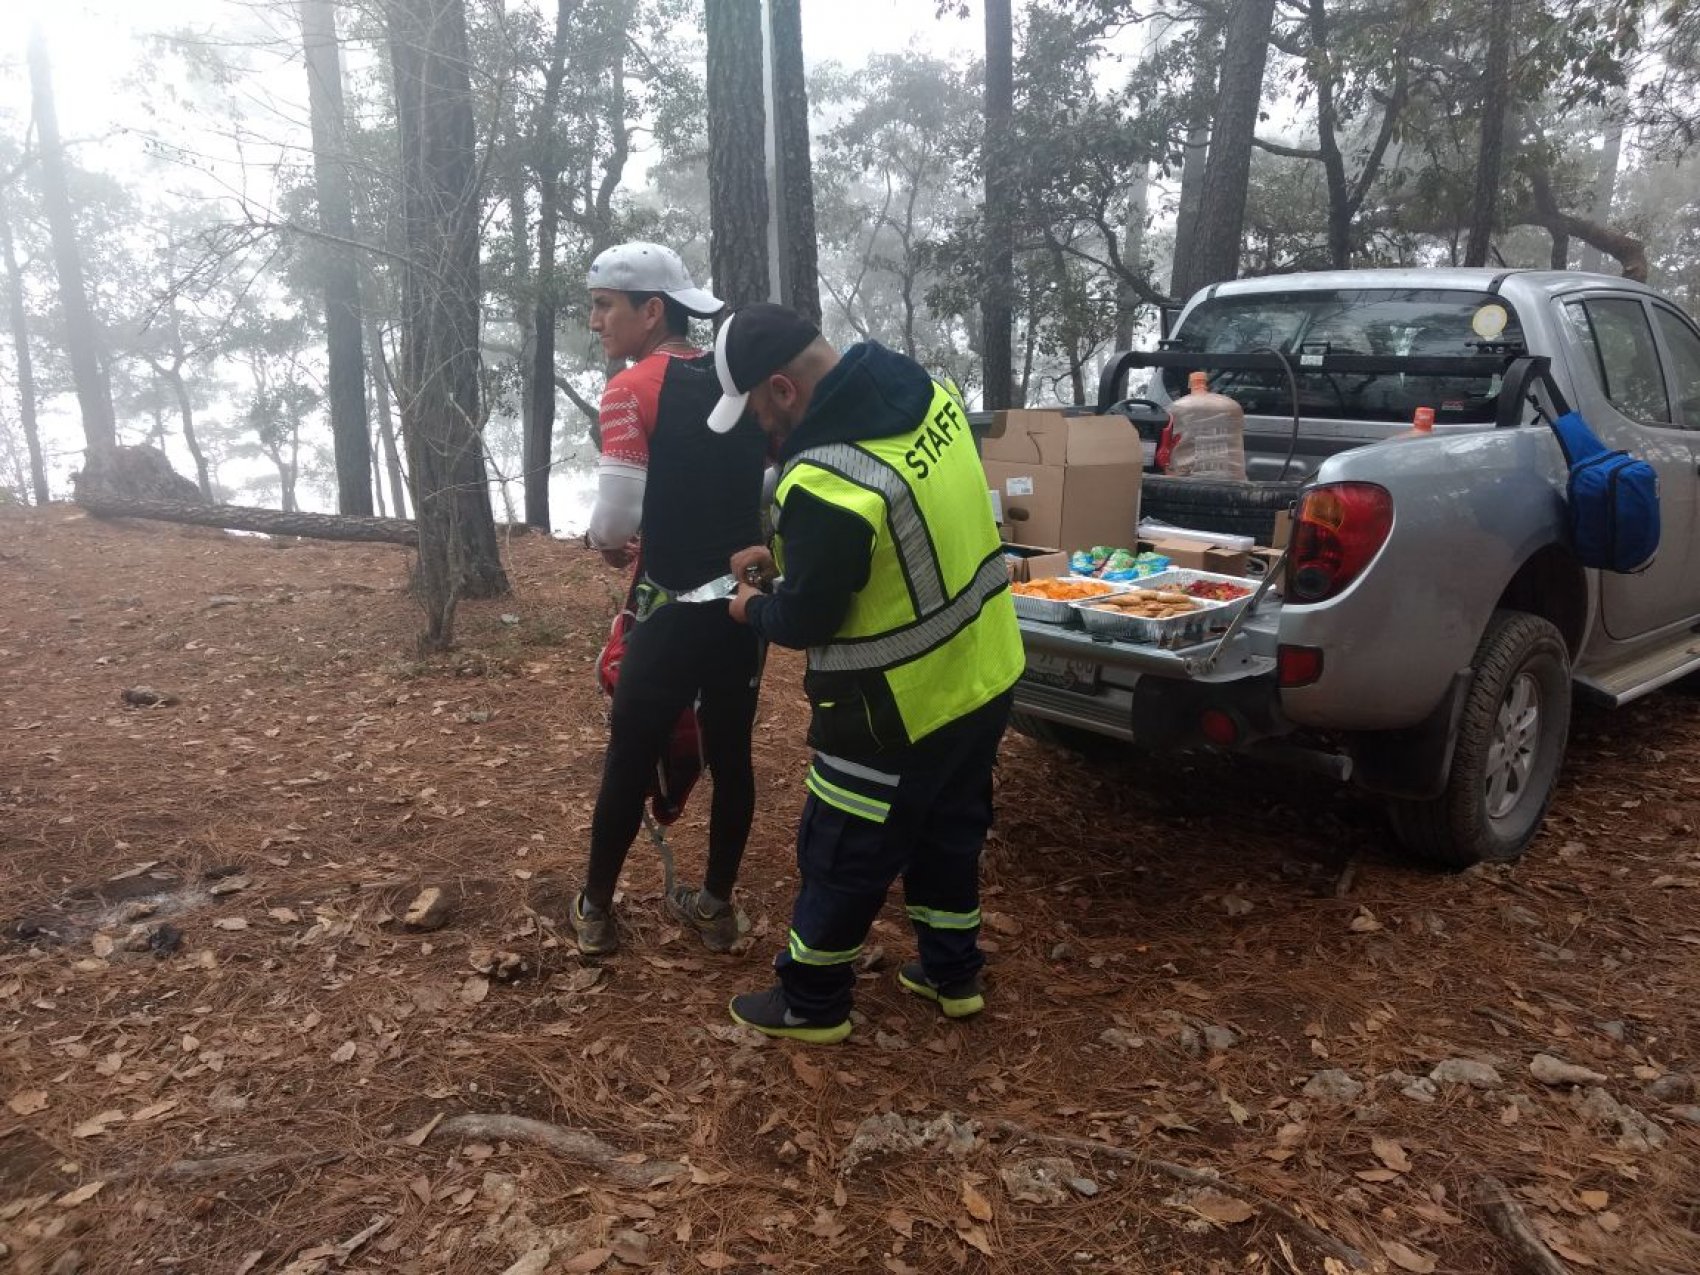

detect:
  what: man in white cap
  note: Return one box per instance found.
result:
[572,243,768,956]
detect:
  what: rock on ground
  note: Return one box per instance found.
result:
[1303,1069,1364,1103]
[1572,1086,1668,1152]
[1647,1073,1696,1104]
[404,886,453,931]
[1530,1053,1608,1086]
[1000,1156,1078,1206]
[1430,1058,1503,1089]
[839,1112,980,1176]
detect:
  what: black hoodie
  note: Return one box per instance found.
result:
[746,342,937,650]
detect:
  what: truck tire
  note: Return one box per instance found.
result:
[1008,711,1124,758]
[1139,476,1303,546]
[1387,610,1571,869]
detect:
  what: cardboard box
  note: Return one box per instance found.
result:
[1147,536,1251,578]
[1001,542,1072,583]
[981,410,1143,551]
[1270,509,1293,550]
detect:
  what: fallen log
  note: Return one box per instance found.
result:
[103,1149,345,1184]
[425,1114,684,1188]
[1476,1176,1574,1275]
[76,491,419,546]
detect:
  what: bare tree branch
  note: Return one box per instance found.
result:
[1252,136,1324,161]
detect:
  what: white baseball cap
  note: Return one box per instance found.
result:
[586,242,723,317]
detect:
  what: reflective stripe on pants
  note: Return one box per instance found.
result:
[776,692,1012,1022]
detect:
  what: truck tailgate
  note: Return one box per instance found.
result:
[1019,606,1279,682]
[1016,605,1282,743]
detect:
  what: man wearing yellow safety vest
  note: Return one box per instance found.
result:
[706,303,1024,1044]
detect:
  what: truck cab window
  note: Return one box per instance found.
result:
[1565,297,1673,426]
[1166,289,1524,423]
[1653,306,1700,428]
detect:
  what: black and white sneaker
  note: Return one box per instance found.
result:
[897,961,985,1018]
[728,985,851,1045]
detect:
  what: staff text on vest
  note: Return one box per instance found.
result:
[902,402,965,481]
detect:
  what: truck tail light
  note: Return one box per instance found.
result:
[1200,709,1240,746]
[1278,645,1325,688]
[1287,483,1393,604]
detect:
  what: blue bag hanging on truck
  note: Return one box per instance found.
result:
[1540,400,1660,574]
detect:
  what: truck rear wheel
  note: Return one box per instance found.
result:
[1388,610,1571,869]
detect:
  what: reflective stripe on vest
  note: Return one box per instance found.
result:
[774,379,1025,747]
[785,442,947,615]
[806,550,1009,674]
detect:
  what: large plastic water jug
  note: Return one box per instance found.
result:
[1165,372,1246,479]
[1390,406,1435,441]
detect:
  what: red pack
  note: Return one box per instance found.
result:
[596,564,704,827]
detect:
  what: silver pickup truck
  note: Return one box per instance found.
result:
[1012,268,1700,868]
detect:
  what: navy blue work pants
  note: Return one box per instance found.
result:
[777,690,1013,1022]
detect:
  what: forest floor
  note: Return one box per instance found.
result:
[1,504,1697,1275]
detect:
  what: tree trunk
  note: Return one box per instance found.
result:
[505,116,536,526]
[900,265,918,359]
[1579,120,1623,274]
[274,458,298,512]
[388,0,510,649]
[1464,0,1514,268]
[522,301,551,531]
[768,0,821,325]
[366,316,408,517]
[1018,291,1037,407]
[370,432,386,516]
[27,23,117,465]
[586,5,633,255]
[982,0,1016,411]
[302,0,373,515]
[1169,20,1220,299]
[1306,0,1352,269]
[1115,167,1149,349]
[158,362,214,500]
[75,490,419,544]
[706,0,771,309]
[285,408,302,513]
[523,0,573,532]
[1174,0,1276,297]
[0,186,49,505]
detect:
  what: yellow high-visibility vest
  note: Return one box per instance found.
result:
[775,382,1022,753]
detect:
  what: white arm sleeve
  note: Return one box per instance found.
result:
[760,465,780,541]
[587,459,646,549]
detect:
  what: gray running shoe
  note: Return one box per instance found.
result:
[663,884,747,953]
[570,891,618,956]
